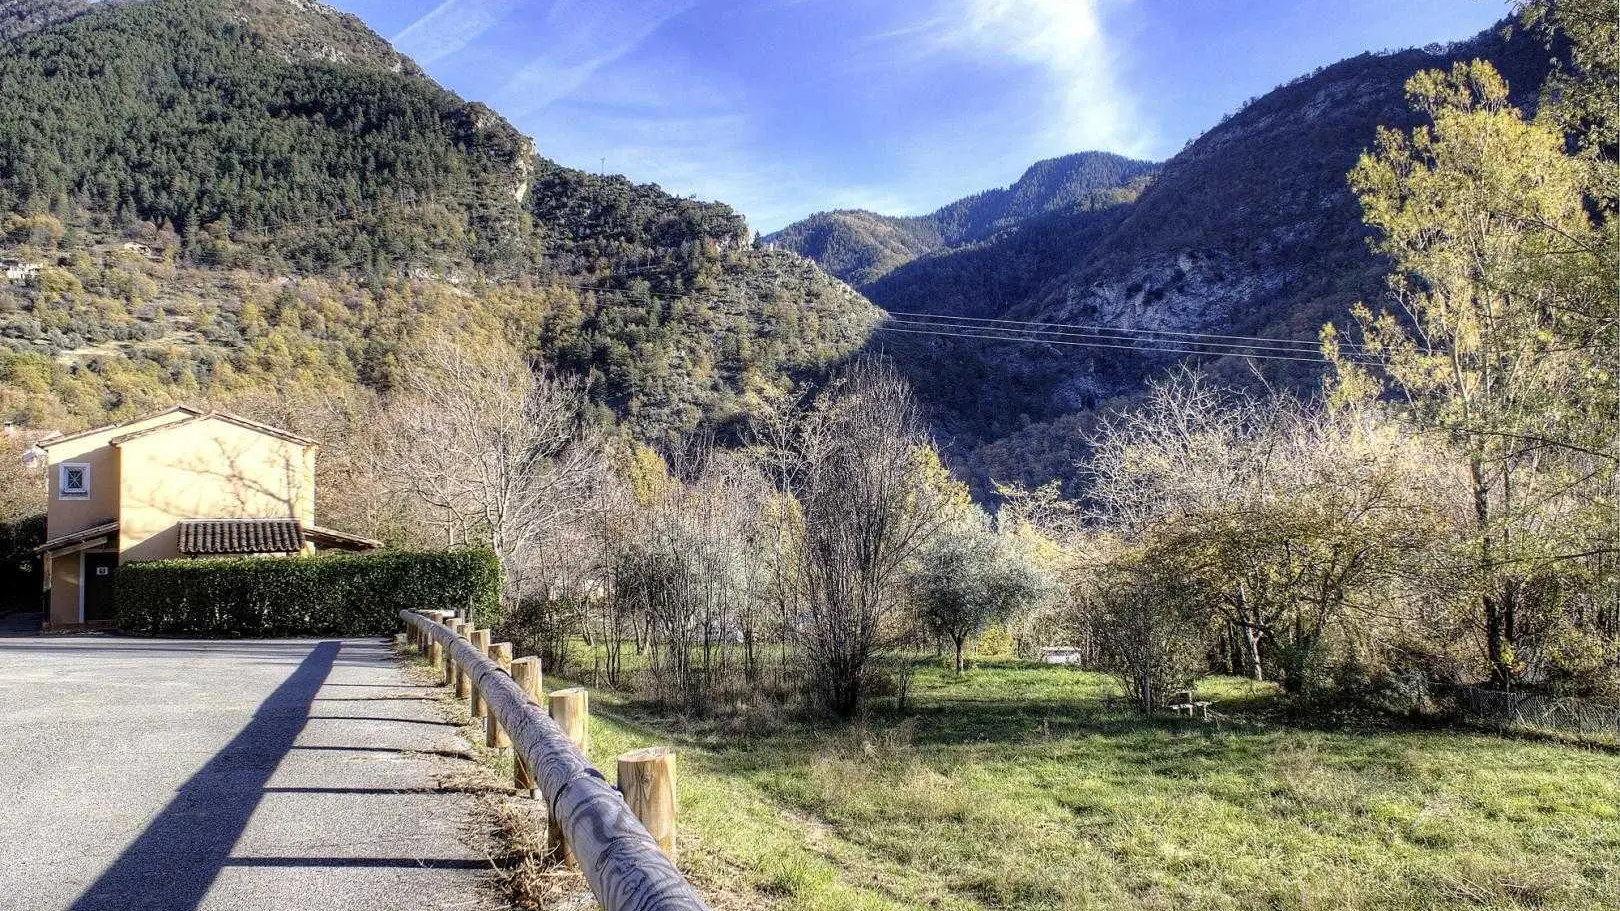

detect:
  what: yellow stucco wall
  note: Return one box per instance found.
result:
[117,417,316,562]
[42,410,192,541]
[43,410,194,625]
[41,411,317,625]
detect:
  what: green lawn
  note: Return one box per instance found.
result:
[559,660,1620,911]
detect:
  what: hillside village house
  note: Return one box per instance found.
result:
[33,405,378,630]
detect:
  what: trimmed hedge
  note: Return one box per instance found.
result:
[115,549,500,637]
[0,513,45,615]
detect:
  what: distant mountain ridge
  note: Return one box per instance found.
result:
[0,0,1567,503]
[848,19,1556,494]
[764,151,1157,286]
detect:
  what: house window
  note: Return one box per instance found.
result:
[59,463,90,500]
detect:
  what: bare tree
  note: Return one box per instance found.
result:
[769,361,954,716]
[380,340,603,610]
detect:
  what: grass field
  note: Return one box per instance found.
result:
[556,659,1620,911]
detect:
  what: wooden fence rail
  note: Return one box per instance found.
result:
[400,609,710,911]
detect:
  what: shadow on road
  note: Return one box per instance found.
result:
[67,641,342,911]
[0,611,41,637]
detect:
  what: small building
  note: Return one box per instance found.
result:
[33,405,379,630]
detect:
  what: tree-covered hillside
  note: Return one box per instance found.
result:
[0,0,86,40]
[766,151,1156,286]
[0,0,874,441]
[864,20,1556,494]
[0,0,526,273]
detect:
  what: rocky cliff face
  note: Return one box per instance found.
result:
[863,19,1555,493]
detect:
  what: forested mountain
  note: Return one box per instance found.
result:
[852,20,1556,493]
[764,151,1156,286]
[0,0,873,441]
[0,0,1569,500]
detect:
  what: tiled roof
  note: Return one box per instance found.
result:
[35,520,120,555]
[177,518,305,555]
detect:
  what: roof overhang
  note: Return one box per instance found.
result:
[37,406,201,450]
[175,519,381,555]
[303,524,383,552]
[111,412,317,448]
[35,521,120,557]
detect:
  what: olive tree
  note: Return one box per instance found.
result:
[910,511,1053,674]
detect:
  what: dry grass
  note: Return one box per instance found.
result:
[398,640,1620,911]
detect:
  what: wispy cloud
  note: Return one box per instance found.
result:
[392,0,521,64]
[892,0,1151,158]
[493,0,694,118]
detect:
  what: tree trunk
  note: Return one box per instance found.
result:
[1472,457,1514,688]
[1243,624,1264,681]
[952,633,967,675]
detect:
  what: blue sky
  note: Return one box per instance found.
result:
[332,0,1513,233]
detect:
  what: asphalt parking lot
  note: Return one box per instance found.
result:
[0,633,493,911]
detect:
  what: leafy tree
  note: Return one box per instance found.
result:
[1342,57,1616,686]
[910,511,1053,673]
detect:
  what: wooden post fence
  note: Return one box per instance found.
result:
[487,642,513,751]
[469,628,492,717]
[511,656,542,794]
[618,747,677,862]
[455,624,476,700]
[547,686,589,865]
[400,610,706,911]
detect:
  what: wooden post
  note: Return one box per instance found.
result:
[469,628,492,716]
[420,614,440,666]
[550,687,589,751]
[436,617,459,685]
[617,747,677,864]
[486,642,514,750]
[511,657,542,793]
[547,687,589,864]
[448,620,468,692]
[455,625,475,700]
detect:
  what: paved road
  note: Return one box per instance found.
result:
[0,634,494,911]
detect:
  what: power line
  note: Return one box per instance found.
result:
[884,309,1371,354]
[882,316,1378,364]
[508,280,1373,365]
[876,323,1376,366]
[200,205,1369,366]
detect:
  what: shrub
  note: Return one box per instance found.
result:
[115,549,500,637]
[0,512,44,615]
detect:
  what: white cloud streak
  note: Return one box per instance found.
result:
[392,0,521,64]
[914,0,1151,157]
[493,0,694,119]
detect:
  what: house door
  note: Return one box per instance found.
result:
[82,553,118,624]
